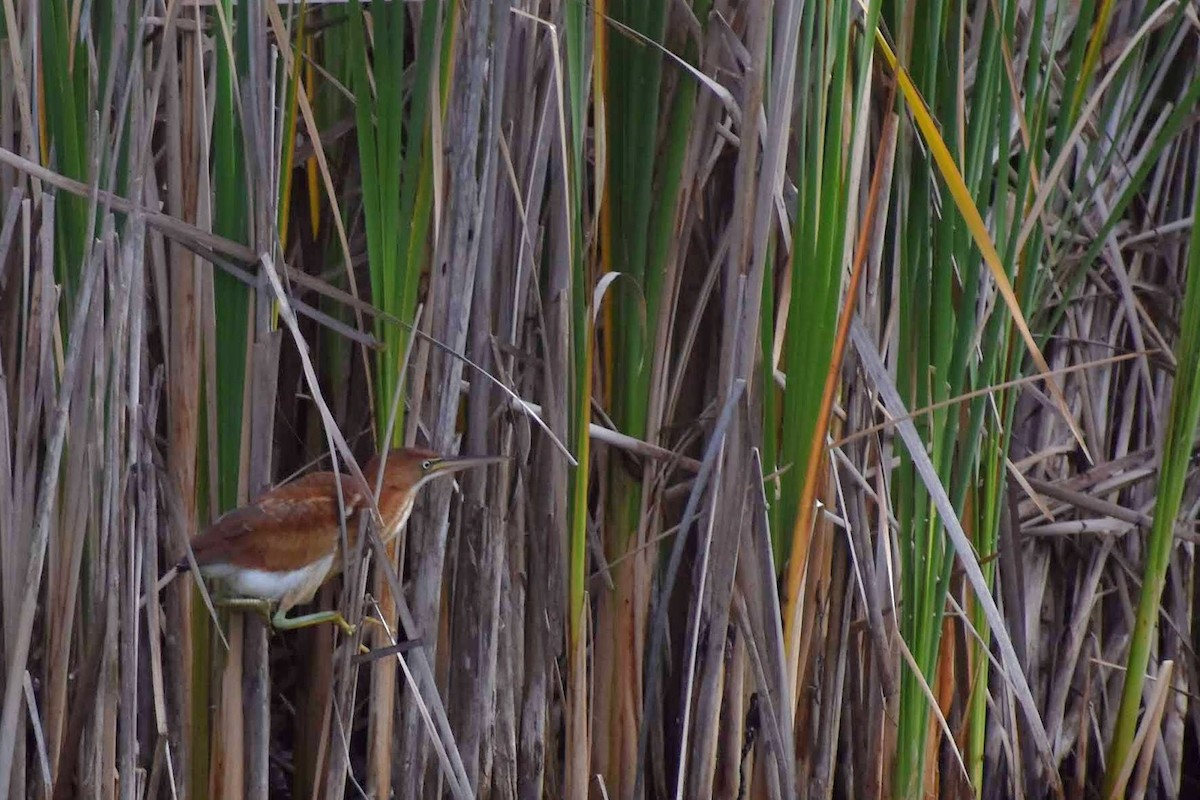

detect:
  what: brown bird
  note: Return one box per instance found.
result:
[148,447,506,636]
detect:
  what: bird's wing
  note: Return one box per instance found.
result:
[190,472,370,572]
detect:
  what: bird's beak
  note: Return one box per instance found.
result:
[430,454,509,475]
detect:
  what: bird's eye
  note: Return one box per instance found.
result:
[421,460,433,470]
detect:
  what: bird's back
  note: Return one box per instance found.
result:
[189,471,371,573]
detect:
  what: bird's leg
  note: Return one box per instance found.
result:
[271,608,357,636]
[215,597,275,624]
[215,598,356,638]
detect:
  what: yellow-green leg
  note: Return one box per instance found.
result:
[215,596,274,623]
[271,608,357,636]
[215,597,357,636]
[273,610,385,656]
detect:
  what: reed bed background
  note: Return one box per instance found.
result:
[1,0,1199,798]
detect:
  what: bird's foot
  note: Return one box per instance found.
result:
[271,607,358,636]
[358,614,387,631]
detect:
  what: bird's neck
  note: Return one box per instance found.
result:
[382,494,415,543]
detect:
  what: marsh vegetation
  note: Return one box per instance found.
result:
[1,0,1199,798]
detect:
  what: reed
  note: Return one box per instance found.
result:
[0,2,1197,798]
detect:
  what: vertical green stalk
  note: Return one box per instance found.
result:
[563,0,590,657]
[1103,170,1200,798]
[40,0,91,303]
[883,0,1025,790]
[596,2,706,786]
[199,3,253,796]
[777,0,872,566]
[963,0,1050,785]
[562,5,592,797]
[346,0,441,437]
[276,5,306,250]
[340,5,445,795]
[211,0,250,513]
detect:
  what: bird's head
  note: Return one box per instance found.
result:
[365,446,506,499]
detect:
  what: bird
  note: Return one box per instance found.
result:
[145,446,506,636]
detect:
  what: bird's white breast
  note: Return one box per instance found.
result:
[201,555,334,604]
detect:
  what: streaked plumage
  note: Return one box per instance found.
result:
[177,447,503,630]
